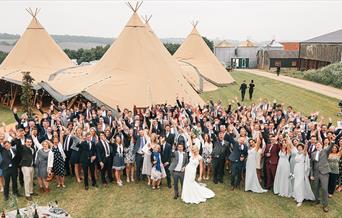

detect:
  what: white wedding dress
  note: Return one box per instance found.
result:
[181,156,215,204]
[245,148,268,193]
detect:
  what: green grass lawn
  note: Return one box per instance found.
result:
[201,70,340,123]
[1,175,342,217]
[0,105,14,125]
[0,71,341,217]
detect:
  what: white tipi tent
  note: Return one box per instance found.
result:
[0,8,75,88]
[174,23,235,87]
[42,3,205,109]
[142,16,217,93]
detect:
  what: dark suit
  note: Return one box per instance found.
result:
[133,136,146,181]
[212,140,228,183]
[78,141,97,187]
[0,146,19,198]
[96,140,113,184]
[11,138,25,186]
[264,143,281,189]
[228,139,248,187]
[63,134,74,176]
[165,132,175,146]
[161,142,172,187]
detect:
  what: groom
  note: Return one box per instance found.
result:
[169,143,188,199]
[310,141,333,213]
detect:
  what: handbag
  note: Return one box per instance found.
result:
[46,172,55,182]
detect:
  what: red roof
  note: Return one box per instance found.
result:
[280,42,299,51]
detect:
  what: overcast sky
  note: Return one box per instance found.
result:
[0,1,341,41]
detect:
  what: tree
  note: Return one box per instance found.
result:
[20,72,34,117]
[164,43,180,55]
[202,36,214,52]
[0,51,8,64]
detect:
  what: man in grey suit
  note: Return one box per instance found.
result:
[310,141,333,213]
[169,143,188,199]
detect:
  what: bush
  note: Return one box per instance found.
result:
[285,63,342,89]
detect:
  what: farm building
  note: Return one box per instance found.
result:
[280,42,300,51]
[257,50,299,70]
[299,29,342,70]
[214,39,260,69]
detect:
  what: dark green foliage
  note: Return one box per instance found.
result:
[64,45,110,64]
[202,36,214,52]
[20,72,34,117]
[163,43,180,55]
[0,51,7,64]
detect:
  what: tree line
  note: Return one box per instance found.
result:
[0,37,214,65]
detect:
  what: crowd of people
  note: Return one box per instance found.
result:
[0,96,341,211]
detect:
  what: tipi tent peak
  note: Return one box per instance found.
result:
[126,1,143,13]
[41,3,204,109]
[0,8,75,87]
[141,14,152,24]
[174,23,235,86]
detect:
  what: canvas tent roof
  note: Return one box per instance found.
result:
[0,9,74,88]
[178,61,218,93]
[42,10,205,109]
[142,15,217,93]
[174,26,235,86]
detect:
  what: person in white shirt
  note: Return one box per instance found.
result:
[169,143,188,199]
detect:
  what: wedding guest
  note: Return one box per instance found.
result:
[1,141,19,200]
[273,139,291,197]
[124,129,135,183]
[264,134,281,190]
[212,132,228,184]
[142,133,153,186]
[202,134,213,180]
[36,140,53,193]
[245,138,267,193]
[327,144,341,198]
[151,144,166,190]
[78,132,97,190]
[69,127,83,183]
[96,132,113,186]
[51,137,66,188]
[112,135,125,186]
[160,134,172,188]
[62,128,74,177]
[18,138,36,201]
[133,130,146,181]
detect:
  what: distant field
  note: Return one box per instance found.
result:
[201,70,340,123]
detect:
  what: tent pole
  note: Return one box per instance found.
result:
[67,96,77,109]
[10,86,18,110]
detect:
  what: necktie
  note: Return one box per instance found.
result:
[315,151,320,161]
[64,136,69,151]
[104,141,109,157]
[140,137,144,149]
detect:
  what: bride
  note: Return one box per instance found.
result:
[181,146,215,204]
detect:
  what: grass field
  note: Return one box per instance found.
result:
[0,105,14,125]
[1,174,342,217]
[0,71,341,217]
[201,70,340,123]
